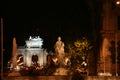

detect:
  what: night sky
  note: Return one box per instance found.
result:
[1,0,102,61]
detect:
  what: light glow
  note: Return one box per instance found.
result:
[16,66,20,70]
[116,1,120,5]
[52,57,58,64]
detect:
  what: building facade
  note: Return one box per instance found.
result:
[98,0,120,76]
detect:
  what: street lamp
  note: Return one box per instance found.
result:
[115,33,118,76]
[1,18,3,80]
[116,1,120,5]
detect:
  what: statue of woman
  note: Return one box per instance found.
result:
[54,36,64,55]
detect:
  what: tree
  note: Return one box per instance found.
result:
[65,37,92,68]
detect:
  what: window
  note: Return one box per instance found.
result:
[117,41,120,63]
[110,41,115,63]
[117,16,120,30]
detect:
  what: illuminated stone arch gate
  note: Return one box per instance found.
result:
[16,36,48,68]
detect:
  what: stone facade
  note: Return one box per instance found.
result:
[98,0,120,75]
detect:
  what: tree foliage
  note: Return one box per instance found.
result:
[65,37,92,67]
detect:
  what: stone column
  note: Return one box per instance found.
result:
[26,53,32,67]
[43,50,47,66]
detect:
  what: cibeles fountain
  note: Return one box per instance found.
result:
[52,36,71,75]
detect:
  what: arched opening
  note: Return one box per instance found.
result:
[117,40,120,75]
[32,54,39,67]
[117,40,120,64]
[110,41,115,64]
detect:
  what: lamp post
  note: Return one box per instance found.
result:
[1,18,3,80]
[115,33,118,76]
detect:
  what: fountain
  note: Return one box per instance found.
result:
[52,36,71,75]
[8,37,21,76]
[98,38,112,76]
